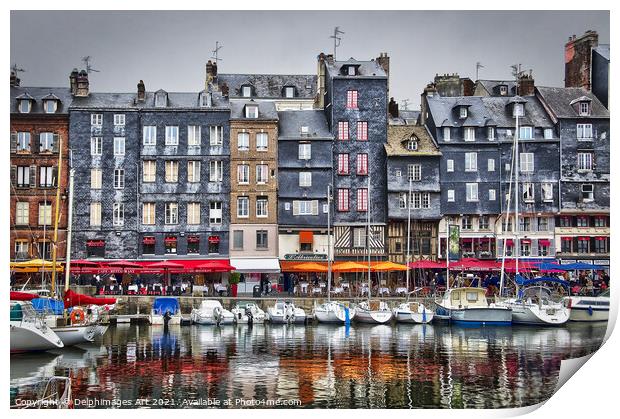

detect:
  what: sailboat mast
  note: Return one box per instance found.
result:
[514,108,520,278]
[406,177,412,291]
[64,168,75,292]
[327,184,332,303]
[445,218,450,291]
[50,135,63,297]
[367,163,371,302]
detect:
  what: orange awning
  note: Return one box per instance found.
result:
[280,261,327,272]
[299,231,314,244]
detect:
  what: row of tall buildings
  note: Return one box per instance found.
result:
[10,30,610,287]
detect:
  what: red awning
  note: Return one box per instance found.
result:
[578,236,590,241]
[596,236,608,241]
[208,236,220,244]
[505,239,514,246]
[479,237,492,242]
[449,258,499,271]
[299,231,314,244]
[561,237,573,241]
[408,260,445,269]
[461,238,473,243]
[538,239,551,246]
[521,239,531,244]
[143,236,156,245]
[87,240,105,247]
[187,235,200,243]
[164,237,177,244]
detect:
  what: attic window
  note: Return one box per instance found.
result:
[579,102,590,116]
[347,66,357,76]
[284,86,295,98]
[44,99,58,114]
[406,137,418,151]
[200,92,212,108]
[155,91,167,107]
[499,85,508,96]
[245,105,258,119]
[242,85,253,97]
[513,103,524,117]
[459,107,468,119]
[19,99,31,114]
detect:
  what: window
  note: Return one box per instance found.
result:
[513,103,524,117]
[237,132,249,150]
[459,107,468,119]
[155,92,167,107]
[465,152,477,171]
[338,121,349,140]
[257,164,269,184]
[595,238,607,253]
[209,160,223,182]
[142,203,155,225]
[188,161,201,183]
[577,238,590,253]
[357,188,368,211]
[337,154,349,175]
[576,216,589,227]
[519,126,533,139]
[520,153,534,172]
[479,216,490,230]
[165,161,178,183]
[39,133,55,152]
[581,184,594,202]
[39,166,54,187]
[165,126,179,145]
[188,125,201,146]
[256,230,268,249]
[143,160,156,182]
[422,192,431,208]
[209,202,222,224]
[489,189,496,201]
[237,164,249,184]
[520,241,531,257]
[143,126,157,145]
[466,183,478,202]
[578,152,593,171]
[410,192,421,209]
[488,158,495,172]
[487,127,495,141]
[90,137,102,155]
[15,202,29,225]
[520,217,532,232]
[242,86,252,97]
[579,102,590,116]
[19,99,31,113]
[256,132,268,151]
[237,197,249,218]
[461,216,473,230]
[245,105,258,118]
[542,183,553,201]
[559,216,571,227]
[447,189,455,202]
[294,200,318,216]
[209,126,223,146]
[577,124,593,140]
[284,86,295,98]
[395,169,402,177]
[346,90,358,109]
[538,217,549,231]
[112,137,125,156]
[114,114,125,126]
[165,202,178,224]
[16,166,30,188]
[113,203,124,226]
[447,159,454,172]
[357,154,368,175]
[464,127,475,141]
[347,66,356,76]
[114,169,125,189]
[522,182,534,202]
[443,127,451,141]
[298,143,311,160]
[91,114,103,126]
[144,238,157,254]
[408,164,421,181]
[594,216,607,227]
[357,121,368,141]
[256,197,268,217]
[90,202,101,226]
[188,236,201,254]
[337,188,349,211]
[299,172,312,187]
[353,228,366,248]
[17,132,30,151]
[544,128,553,139]
[187,202,201,225]
[399,193,407,209]
[499,85,508,96]
[233,230,244,249]
[38,201,52,225]
[407,139,418,150]
[15,240,29,258]
[538,242,550,256]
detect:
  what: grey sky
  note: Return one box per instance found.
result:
[11,10,609,110]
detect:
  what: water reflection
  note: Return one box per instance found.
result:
[10,322,607,409]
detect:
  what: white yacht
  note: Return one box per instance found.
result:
[314,301,356,323]
[504,284,570,326]
[435,287,512,326]
[10,301,64,353]
[191,300,234,325]
[149,297,182,325]
[231,302,266,324]
[563,289,610,322]
[355,300,393,324]
[393,301,434,324]
[32,297,100,346]
[267,301,306,324]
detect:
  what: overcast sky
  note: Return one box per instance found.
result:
[10,10,609,110]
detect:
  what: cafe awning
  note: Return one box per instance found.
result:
[230,258,281,273]
[299,231,314,244]
[280,261,327,272]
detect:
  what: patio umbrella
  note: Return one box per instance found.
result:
[71,259,100,267]
[562,262,607,270]
[11,259,64,272]
[331,261,368,272]
[408,260,445,269]
[196,260,237,273]
[290,262,328,273]
[146,261,184,286]
[371,261,408,271]
[535,262,567,271]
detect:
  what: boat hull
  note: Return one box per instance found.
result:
[437,305,512,326]
[314,303,355,324]
[394,310,434,324]
[191,310,234,325]
[53,325,98,346]
[510,304,570,326]
[149,314,181,326]
[355,309,393,324]
[10,323,64,353]
[268,312,306,324]
[568,306,609,322]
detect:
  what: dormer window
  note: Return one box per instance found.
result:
[19,99,31,114]
[43,99,58,113]
[300,126,309,135]
[241,85,253,98]
[499,85,508,96]
[513,103,524,117]
[155,91,168,108]
[579,102,590,116]
[245,105,258,119]
[347,66,356,76]
[459,107,468,119]
[283,86,295,98]
[406,137,418,151]
[200,91,212,108]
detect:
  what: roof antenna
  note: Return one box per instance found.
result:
[11,63,26,74]
[511,64,522,95]
[476,62,484,80]
[401,99,410,110]
[82,56,101,74]
[211,41,223,65]
[330,26,345,60]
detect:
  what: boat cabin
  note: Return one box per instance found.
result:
[441,287,489,309]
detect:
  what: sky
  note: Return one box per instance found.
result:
[10,10,609,110]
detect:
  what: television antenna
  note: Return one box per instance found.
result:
[401,99,410,110]
[330,26,345,59]
[476,62,484,80]
[211,41,223,64]
[11,63,26,74]
[82,56,100,74]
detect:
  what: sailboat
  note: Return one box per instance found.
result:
[10,294,64,353]
[315,185,356,323]
[354,166,393,324]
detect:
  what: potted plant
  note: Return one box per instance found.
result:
[228,272,240,297]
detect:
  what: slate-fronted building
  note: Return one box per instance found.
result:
[536,86,610,266]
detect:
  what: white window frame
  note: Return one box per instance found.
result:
[579,102,590,116]
[487,127,495,141]
[91,114,103,126]
[143,126,157,145]
[464,127,476,142]
[165,126,179,146]
[15,202,29,225]
[143,160,156,183]
[242,86,252,97]
[465,152,477,172]
[90,168,102,189]
[513,103,524,117]
[17,132,31,151]
[256,164,269,184]
[299,171,312,187]
[209,160,223,182]
[188,125,201,146]
[447,189,455,202]
[447,159,454,172]
[489,189,496,201]
[542,183,553,202]
[578,152,593,171]
[165,202,179,224]
[90,202,101,226]
[581,184,594,202]
[164,160,179,183]
[188,160,201,183]
[39,132,55,152]
[209,201,222,224]
[237,132,249,150]
[522,182,534,202]
[237,164,249,184]
[577,123,593,140]
[488,158,495,172]
[142,203,155,225]
[19,100,31,114]
[113,137,125,156]
[113,168,125,189]
[114,114,125,126]
[44,100,57,114]
[256,132,268,151]
[459,107,468,119]
[353,228,366,248]
[466,183,479,202]
[544,128,553,139]
[209,126,223,146]
[519,153,534,173]
[443,127,451,141]
[519,126,533,140]
[187,202,201,225]
[237,197,249,218]
[113,202,124,226]
[256,197,269,218]
[245,105,258,118]
[298,143,311,160]
[38,202,52,226]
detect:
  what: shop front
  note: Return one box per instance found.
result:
[229,257,281,294]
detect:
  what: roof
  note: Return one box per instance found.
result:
[326,58,387,78]
[217,73,317,99]
[385,125,441,157]
[277,110,332,139]
[426,95,554,129]
[69,91,229,110]
[475,80,517,96]
[389,110,421,126]
[536,86,609,119]
[10,86,73,114]
[593,44,610,61]
[230,100,278,120]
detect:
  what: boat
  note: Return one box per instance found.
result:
[31,297,100,346]
[393,299,434,324]
[563,289,610,322]
[435,287,512,326]
[502,277,570,326]
[10,301,64,353]
[149,297,182,325]
[267,301,306,324]
[191,300,234,325]
[231,301,266,324]
[355,300,393,324]
[314,300,355,323]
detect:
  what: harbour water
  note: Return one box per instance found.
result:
[10,322,607,409]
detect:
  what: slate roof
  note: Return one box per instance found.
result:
[594,44,610,61]
[217,74,317,99]
[326,58,387,78]
[69,91,229,110]
[536,86,609,119]
[230,100,278,120]
[475,80,517,96]
[10,86,73,114]
[426,95,554,129]
[277,110,332,140]
[385,125,441,157]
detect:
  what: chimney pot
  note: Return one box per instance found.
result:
[137,80,146,102]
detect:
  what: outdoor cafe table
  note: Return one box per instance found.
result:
[396,287,408,295]
[378,287,390,296]
[332,287,344,295]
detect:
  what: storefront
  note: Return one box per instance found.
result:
[229,257,281,294]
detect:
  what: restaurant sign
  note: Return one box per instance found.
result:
[284,253,328,261]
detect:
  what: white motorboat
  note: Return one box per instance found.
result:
[563,289,610,322]
[314,301,356,323]
[149,297,182,325]
[231,302,266,324]
[31,297,101,346]
[503,284,570,326]
[393,301,434,324]
[191,300,234,325]
[10,301,64,353]
[435,287,512,326]
[355,300,393,324]
[267,301,306,324]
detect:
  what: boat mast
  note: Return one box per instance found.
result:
[367,162,372,303]
[64,168,75,292]
[445,217,450,291]
[50,134,63,298]
[327,183,332,303]
[499,133,517,296]
[514,103,521,280]
[405,177,412,291]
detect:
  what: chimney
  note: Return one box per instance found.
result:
[316,53,329,109]
[75,70,89,97]
[376,52,390,77]
[326,54,334,65]
[388,97,399,118]
[220,82,229,98]
[206,60,218,88]
[420,83,437,126]
[461,78,475,96]
[137,80,146,102]
[69,68,78,95]
[10,71,20,87]
[565,30,599,90]
[518,72,535,96]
